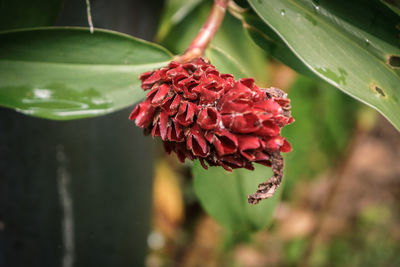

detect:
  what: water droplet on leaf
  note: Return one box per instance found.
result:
[312,0,320,11]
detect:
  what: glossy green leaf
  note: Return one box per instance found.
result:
[248,0,400,131]
[239,11,315,77]
[193,162,280,232]
[0,27,172,120]
[0,0,63,31]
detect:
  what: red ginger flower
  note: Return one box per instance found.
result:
[130,58,294,204]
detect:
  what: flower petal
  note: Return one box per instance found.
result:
[197,107,220,130]
[151,84,170,105]
[187,124,209,157]
[129,101,155,128]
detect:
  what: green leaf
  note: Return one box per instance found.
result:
[193,162,280,232]
[248,0,400,131]
[157,0,209,55]
[0,27,173,120]
[205,45,248,78]
[0,0,63,31]
[156,0,203,41]
[380,0,400,16]
[239,11,315,77]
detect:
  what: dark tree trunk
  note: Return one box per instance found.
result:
[0,0,163,266]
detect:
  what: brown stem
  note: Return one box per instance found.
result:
[248,152,284,205]
[174,0,230,63]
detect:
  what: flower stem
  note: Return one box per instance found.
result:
[175,0,230,63]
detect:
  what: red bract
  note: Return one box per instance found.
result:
[130,58,294,204]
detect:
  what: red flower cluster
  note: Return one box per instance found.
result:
[130,58,293,175]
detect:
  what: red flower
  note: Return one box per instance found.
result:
[130,58,294,204]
